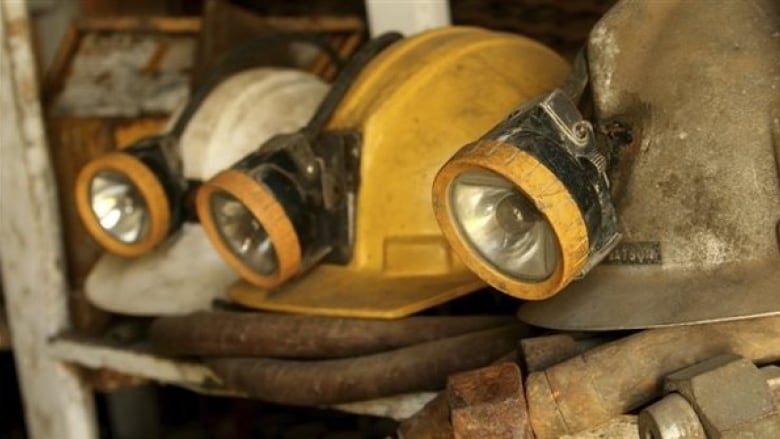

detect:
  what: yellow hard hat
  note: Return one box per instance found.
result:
[197,27,569,318]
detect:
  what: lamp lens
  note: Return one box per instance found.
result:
[89,170,150,244]
[450,170,559,281]
[210,191,279,276]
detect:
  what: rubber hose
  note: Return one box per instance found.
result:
[150,311,518,359]
[207,324,528,406]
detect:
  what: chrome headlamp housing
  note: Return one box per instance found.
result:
[449,169,560,282]
[88,169,151,244]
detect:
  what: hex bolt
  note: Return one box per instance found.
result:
[664,354,780,438]
[761,365,780,407]
[525,316,780,438]
[639,355,780,439]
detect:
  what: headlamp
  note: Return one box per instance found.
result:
[197,130,360,288]
[196,33,401,289]
[433,89,621,300]
[76,136,184,257]
[81,68,328,316]
[75,33,341,259]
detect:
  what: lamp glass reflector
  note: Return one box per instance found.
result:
[89,170,150,244]
[450,170,559,281]
[210,190,279,276]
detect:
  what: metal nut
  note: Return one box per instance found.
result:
[447,362,532,439]
[662,354,780,438]
[761,365,780,407]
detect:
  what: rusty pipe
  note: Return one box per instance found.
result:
[526,316,780,438]
[208,324,527,406]
[150,311,517,359]
[520,334,611,373]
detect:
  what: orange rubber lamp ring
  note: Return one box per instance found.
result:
[196,169,302,288]
[75,152,171,257]
[432,139,589,300]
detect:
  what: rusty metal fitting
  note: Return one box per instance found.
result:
[561,416,639,439]
[639,354,780,439]
[520,334,608,373]
[525,316,780,438]
[446,362,533,439]
[399,398,639,439]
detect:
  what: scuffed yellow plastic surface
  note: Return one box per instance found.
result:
[231,26,569,318]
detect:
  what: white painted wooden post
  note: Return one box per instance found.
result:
[0,2,98,438]
[365,0,451,37]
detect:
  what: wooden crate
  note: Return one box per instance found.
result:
[196,0,365,82]
[44,16,201,105]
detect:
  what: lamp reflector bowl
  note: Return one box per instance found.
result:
[209,190,279,276]
[450,170,559,282]
[89,170,151,244]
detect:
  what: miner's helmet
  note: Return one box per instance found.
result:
[83,68,329,315]
[195,27,571,318]
[75,35,337,258]
[434,0,780,330]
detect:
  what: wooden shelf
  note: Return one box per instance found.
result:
[49,336,235,396]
